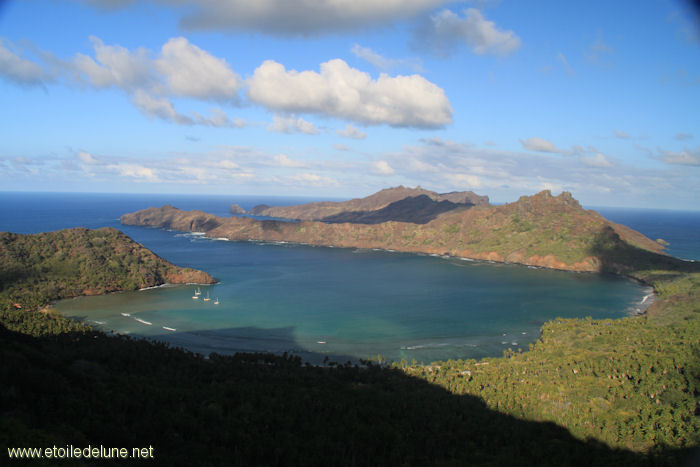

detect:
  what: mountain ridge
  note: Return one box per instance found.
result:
[122,189,668,273]
[248,185,489,221]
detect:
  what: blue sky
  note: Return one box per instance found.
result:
[0,0,699,208]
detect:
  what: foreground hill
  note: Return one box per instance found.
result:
[123,190,665,273]
[0,227,214,334]
[248,185,489,221]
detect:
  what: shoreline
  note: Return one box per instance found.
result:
[49,224,660,366]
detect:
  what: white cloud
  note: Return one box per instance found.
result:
[372,160,395,175]
[351,44,423,72]
[155,37,241,100]
[414,8,521,57]
[289,172,339,187]
[77,151,104,165]
[131,89,194,124]
[273,154,306,168]
[580,153,612,168]
[247,58,452,128]
[217,160,240,169]
[0,39,52,86]
[72,36,154,91]
[659,147,700,166]
[107,163,160,181]
[267,115,321,134]
[614,130,629,139]
[520,137,566,154]
[337,124,367,140]
[557,52,574,76]
[445,173,482,188]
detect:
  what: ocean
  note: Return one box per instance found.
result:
[1,192,698,364]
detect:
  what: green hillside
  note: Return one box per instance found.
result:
[0,226,698,465]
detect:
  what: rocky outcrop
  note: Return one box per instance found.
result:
[122,190,668,273]
[230,204,246,215]
[322,195,470,224]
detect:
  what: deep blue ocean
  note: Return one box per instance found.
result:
[1,192,698,364]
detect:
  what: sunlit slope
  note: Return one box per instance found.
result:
[122,190,666,272]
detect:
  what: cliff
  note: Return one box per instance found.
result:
[121,190,669,273]
[0,227,215,310]
[248,185,489,221]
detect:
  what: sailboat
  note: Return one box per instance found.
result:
[214,297,220,305]
[203,291,211,302]
[192,287,201,299]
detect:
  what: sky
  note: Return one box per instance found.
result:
[0,0,699,209]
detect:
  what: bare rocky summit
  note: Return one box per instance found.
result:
[247,186,489,221]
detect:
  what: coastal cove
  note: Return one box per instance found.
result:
[53,234,650,363]
[0,192,668,363]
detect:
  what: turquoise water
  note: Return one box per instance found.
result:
[53,232,649,364]
[1,192,681,364]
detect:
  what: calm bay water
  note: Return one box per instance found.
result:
[2,192,697,364]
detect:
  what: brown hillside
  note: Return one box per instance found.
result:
[248,186,489,221]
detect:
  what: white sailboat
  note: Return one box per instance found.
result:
[203,291,211,302]
[214,298,220,305]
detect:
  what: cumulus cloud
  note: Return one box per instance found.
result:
[155,37,241,100]
[273,154,306,168]
[372,160,396,175]
[520,137,566,154]
[0,39,52,86]
[351,44,423,72]
[247,58,452,128]
[413,8,521,57]
[337,124,367,140]
[267,115,321,134]
[580,153,613,168]
[72,36,154,91]
[659,147,700,166]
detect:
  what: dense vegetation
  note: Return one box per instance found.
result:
[0,228,212,336]
[0,227,698,465]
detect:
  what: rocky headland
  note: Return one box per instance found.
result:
[122,189,668,273]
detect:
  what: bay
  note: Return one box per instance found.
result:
[3,192,690,364]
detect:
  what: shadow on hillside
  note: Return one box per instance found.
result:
[1,322,695,466]
[589,225,700,275]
